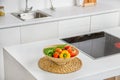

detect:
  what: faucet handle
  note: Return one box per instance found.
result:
[29,6,33,11]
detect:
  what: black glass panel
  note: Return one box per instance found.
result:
[62,32,120,59]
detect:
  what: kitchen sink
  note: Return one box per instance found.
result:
[11,10,51,21]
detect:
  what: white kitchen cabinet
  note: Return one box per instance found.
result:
[91,12,120,32]
[0,27,20,80]
[4,50,36,80]
[58,17,90,38]
[0,46,4,80]
[0,27,20,46]
[20,22,59,43]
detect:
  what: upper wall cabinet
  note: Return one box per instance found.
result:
[59,17,90,38]
[91,12,120,32]
[20,22,59,43]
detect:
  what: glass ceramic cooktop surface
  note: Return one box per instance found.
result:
[62,32,120,59]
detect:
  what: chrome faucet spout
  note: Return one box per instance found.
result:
[24,0,33,13]
[50,0,55,11]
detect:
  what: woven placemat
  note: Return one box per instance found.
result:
[38,57,82,74]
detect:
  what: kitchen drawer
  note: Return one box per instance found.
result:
[59,17,90,38]
[0,27,20,46]
[20,22,59,43]
[91,12,119,32]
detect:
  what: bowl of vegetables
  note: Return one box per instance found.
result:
[43,44,79,65]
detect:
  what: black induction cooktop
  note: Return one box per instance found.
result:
[62,32,120,59]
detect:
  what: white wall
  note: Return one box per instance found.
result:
[2,0,74,13]
[2,0,119,13]
[1,0,118,13]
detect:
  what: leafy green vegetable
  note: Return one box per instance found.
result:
[43,44,68,57]
[43,47,56,56]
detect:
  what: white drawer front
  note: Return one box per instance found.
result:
[91,12,119,31]
[21,22,58,43]
[59,17,90,38]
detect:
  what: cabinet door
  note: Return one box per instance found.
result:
[59,17,90,38]
[91,12,119,32]
[21,22,58,43]
[0,46,4,80]
[0,27,20,46]
[0,27,20,80]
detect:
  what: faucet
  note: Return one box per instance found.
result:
[24,0,33,13]
[50,0,55,11]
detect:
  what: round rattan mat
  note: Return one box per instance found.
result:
[38,57,82,74]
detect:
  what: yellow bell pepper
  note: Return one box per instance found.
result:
[59,50,70,58]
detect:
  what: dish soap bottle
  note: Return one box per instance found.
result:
[0,6,5,16]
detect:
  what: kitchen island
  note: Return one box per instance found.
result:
[3,27,120,80]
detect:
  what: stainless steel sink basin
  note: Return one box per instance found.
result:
[11,10,51,21]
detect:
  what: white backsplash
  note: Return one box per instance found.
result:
[2,0,119,13]
[3,0,74,13]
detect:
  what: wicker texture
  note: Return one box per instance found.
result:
[38,57,82,74]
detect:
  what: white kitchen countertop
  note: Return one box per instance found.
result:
[4,27,120,80]
[0,1,120,29]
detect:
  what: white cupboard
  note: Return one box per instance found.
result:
[59,17,90,38]
[0,27,20,80]
[20,22,59,43]
[0,46,4,80]
[0,27,20,46]
[91,12,120,32]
